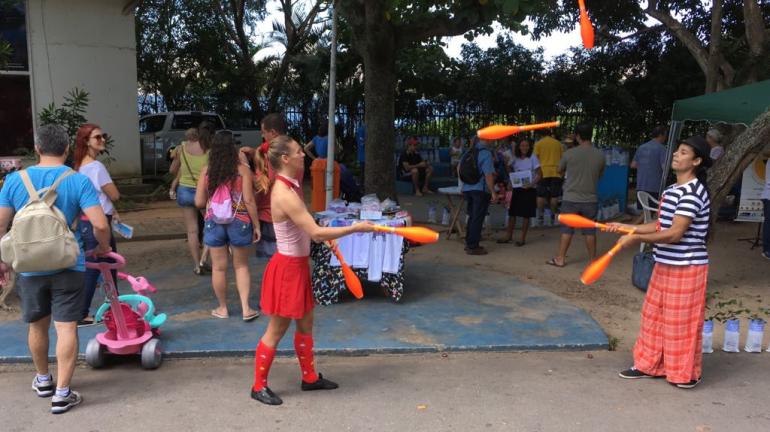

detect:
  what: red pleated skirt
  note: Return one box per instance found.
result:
[260,252,314,319]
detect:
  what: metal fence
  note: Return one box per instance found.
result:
[282,102,655,154]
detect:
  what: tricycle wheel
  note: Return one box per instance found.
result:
[140,338,162,370]
[85,338,105,368]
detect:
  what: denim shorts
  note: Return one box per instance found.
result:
[203,218,253,247]
[560,201,598,235]
[176,185,197,208]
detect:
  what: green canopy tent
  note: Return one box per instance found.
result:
[660,79,770,194]
[671,79,770,125]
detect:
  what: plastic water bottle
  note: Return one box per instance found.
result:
[441,207,450,225]
[702,320,714,354]
[428,206,437,223]
[544,209,553,227]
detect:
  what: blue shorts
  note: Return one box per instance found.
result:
[203,218,253,247]
[176,185,197,207]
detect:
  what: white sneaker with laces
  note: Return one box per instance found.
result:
[51,390,82,414]
[32,376,55,397]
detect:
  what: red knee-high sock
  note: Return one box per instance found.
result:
[253,340,276,391]
[294,332,318,383]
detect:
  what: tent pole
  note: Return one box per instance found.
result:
[660,121,684,196]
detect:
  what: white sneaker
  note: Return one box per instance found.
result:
[51,390,82,414]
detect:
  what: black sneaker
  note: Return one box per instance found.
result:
[301,373,339,391]
[32,376,55,397]
[251,386,282,405]
[618,367,656,379]
[51,390,82,414]
[674,378,702,389]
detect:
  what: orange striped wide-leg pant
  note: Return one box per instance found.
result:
[633,262,709,384]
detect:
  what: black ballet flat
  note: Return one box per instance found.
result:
[251,386,283,405]
[301,373,339,391]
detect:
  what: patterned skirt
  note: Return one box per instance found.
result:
[633,262,709,384]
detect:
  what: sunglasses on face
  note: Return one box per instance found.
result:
[90,134,108,141]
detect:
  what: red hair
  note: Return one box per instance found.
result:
[73,123,101,170]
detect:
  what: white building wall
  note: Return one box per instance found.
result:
[27,0,139,177]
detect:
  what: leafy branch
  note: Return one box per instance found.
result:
[38,88,114,164]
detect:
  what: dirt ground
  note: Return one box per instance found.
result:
[1,201,768,353]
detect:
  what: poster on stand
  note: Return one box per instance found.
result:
[735,156,767,223]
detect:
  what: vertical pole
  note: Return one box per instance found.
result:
[325,1,339,207]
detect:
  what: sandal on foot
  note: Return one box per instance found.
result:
[545,258,565,268]
[515,240,525,247]
[211,310,229,319]
[242,311,260,322]
[496,238,513,244]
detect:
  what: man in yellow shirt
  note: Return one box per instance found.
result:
[533,131,563,226]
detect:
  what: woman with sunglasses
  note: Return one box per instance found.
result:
[72,123,121,326]
[250,135,374,406]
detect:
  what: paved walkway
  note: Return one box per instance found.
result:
[0,256,606,361]
[1,351,767,431]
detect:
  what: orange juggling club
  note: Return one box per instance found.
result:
[477,121,560,140]
[558,213,635,235]
[373,225,439,244]
[326,240,363,299]
[578,0,595,49]
[581,241,624,285]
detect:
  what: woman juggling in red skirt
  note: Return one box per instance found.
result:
[250,135,374,406]
[608,135,712,389]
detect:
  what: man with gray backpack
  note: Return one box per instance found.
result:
[0,124,111,414]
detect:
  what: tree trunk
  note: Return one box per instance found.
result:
[708,110,770,218]
[705,0,724,93]
[361,5,397,199]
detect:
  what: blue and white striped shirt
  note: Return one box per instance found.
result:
[653,178,710,266]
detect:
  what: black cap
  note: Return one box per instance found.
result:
[680,135,712,168]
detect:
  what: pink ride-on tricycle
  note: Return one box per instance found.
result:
[84,252,166,369]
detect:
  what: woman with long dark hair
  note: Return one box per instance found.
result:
[610,135,712,389]
[73,123,120,326]
[498,138,541,246]
[194,131,261,321]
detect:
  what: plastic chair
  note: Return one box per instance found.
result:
[637,191,659,252]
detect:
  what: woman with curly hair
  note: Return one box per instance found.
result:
[72,123,121,326]
[194,131,261,321]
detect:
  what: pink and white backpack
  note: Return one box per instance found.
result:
[208,180,242,224]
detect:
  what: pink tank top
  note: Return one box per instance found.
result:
[273,175,310,257]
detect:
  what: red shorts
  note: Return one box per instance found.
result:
[260,252,314,319]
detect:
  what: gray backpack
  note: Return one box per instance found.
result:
[0,170,80,272]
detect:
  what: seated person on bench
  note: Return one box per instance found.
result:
[398,137,433,196]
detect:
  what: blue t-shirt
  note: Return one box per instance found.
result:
[633,139,667,193]
[461,142,495,193]
[0,165,101,276]
[313,135,329,159]
[356,125,366,163]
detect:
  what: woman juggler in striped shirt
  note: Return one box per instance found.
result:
[609,135,712,389]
